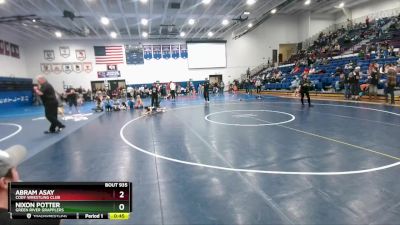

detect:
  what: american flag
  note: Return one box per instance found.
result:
[94,46,124,64]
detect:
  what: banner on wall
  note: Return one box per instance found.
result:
[152,45,161,60]
[44,50,55,61]
[5,42,10,56]
[125,44,144,65]
[180,44,188,59]
[143,45,152,60]
[52,64,62,74]
[84,62,92,73]
[171,44,180,59]
[0,40,4,55]
[40,64,51,74]
[97,70,121,78]
[162,45,171,59]
[63,64,73,74]
[0,40,19,58]
[107,65,118,71]
[76,49,86,61]
[59,46,70,58]
[74,63,83,73]
[10,44,20,58]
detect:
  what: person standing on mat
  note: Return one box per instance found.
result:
[169,81,176,101]
[204,78,210,103]
[151,82,159,108]
[34,75,65,133]
[66,88,79,114]
[255,78,262,94]
[299,74,312,107]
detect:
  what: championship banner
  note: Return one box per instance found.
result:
[10,44,16,58]
[83,62,92,73]
[59,46,70,58]
[125,44,144,65]
[171,44,180,59]
[74,63,83,73]
[76,50,86,61]
[162,45,171,59]
[143,45,152,60]
[62,64,73,74]
[52,64,62,74]
[97,71,121,78]
[11,44,20,58]
[44,50,55,61]
[40,64,51,74]
[0,40,4,55]
[152,45,161,60]
[180,44,188,59]
[5,42,10,56]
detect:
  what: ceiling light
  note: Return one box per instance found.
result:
[304,0,311,5]
[180,32,186,37]
[188,19,195,25]
[248,23,253,28]
[271,9,277,14]
[243,11,251,15]
[0,0,5,4]
[202,0,211,4]
[142,32,148,38]
[110,31,117,38]
[141,18,148,26]
[140,0,148,3]
[222,19,229,26]
[208,31,214,37]
[55,31,62,38]
[100,17,109,25]
[338,2,345,8]
[246,0,256,5]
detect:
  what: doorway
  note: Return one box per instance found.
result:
[91,79,126,92]
[209,75,222,86]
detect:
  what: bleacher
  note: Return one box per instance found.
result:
[263,56,400,91]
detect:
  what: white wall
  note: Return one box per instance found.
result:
[22,15,300,91]
[0,31,28,78]
[228,15,299,67]
[309,14,336,37]
[298,12,310,42]
[297,12,336,41]
[24,40,228,91]
[336,0,400,23]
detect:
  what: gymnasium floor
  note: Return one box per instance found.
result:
[1,94,400,225]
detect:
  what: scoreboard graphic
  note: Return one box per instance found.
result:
[8,182,132,220]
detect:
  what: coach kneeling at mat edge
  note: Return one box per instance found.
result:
[34,75,65,134]
[0,145,61,225]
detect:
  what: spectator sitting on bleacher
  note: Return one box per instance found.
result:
[309,65,316,74]
[291,65,301,74]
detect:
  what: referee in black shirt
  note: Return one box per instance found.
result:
[203,78,210,103]
[33,75,65,134]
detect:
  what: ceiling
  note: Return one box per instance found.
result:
[0,0,372,41]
